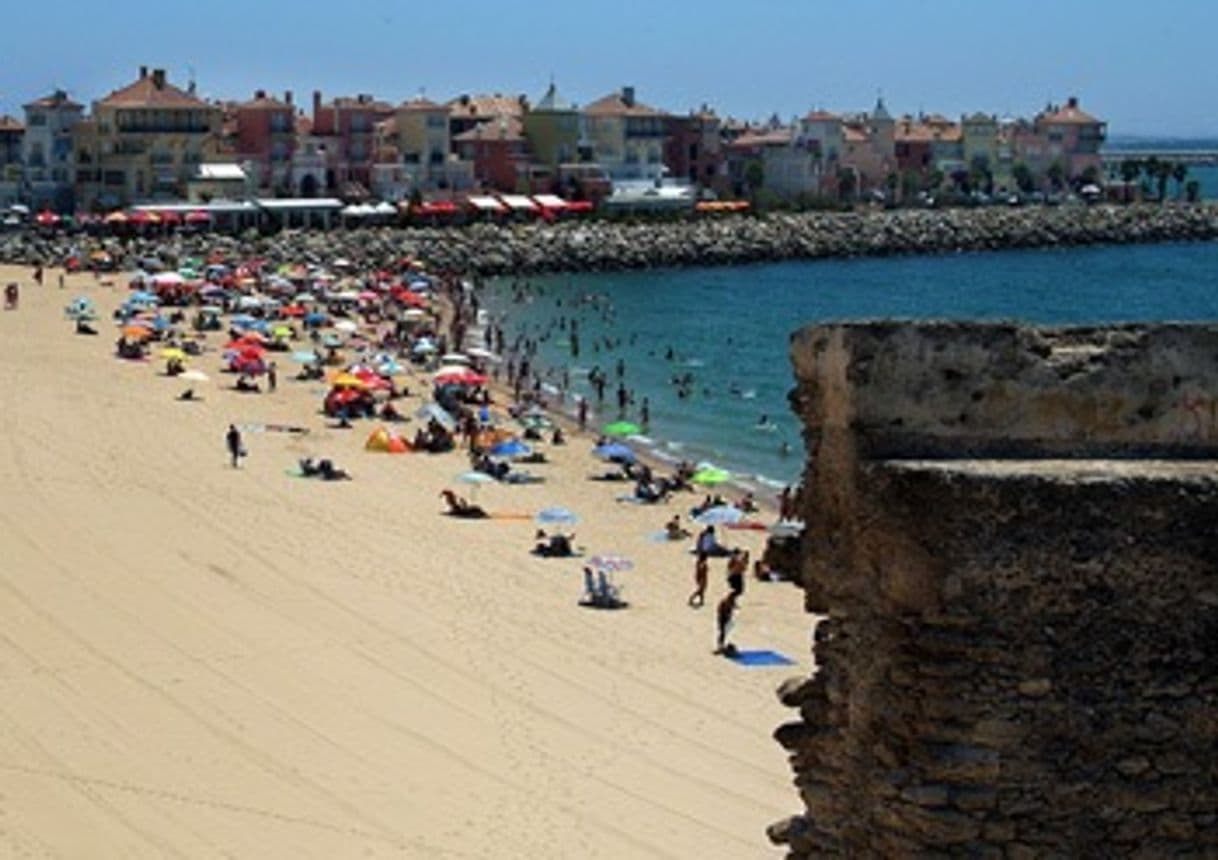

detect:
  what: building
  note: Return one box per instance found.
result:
[664,108,727,193]
[0,115,23,206]
[725,126,824,198]
[289,114,330,198]
[74,67,223,208]
[453,116,531,192]
[23,90,83,210]
[961,112,1000,186]
[1031,96,1106,181]
[583,86,670,182]
[234,90,296,193]
[522,82,585,178]
[310,91,394,194]
[446,93,527,139]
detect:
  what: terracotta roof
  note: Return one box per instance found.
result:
[98,74,209,109]
[453,116,525,143]
[446,93,527,119]
[895,121,934,143]
[729,128,793,148]
[804,110,840,122]
[24,91,82,110]
[1040,102,1101,126]
[0,115,24,132]
[332,96,394,113]
[923,113,953,126]
[842,125,869,143]
[584,92,665,117]
[239,93,291,110]
[397,96,446,112]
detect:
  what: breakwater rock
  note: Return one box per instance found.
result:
[773,322,1218,857]
[2,204,1217,276]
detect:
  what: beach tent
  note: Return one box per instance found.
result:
[365,426,410,453]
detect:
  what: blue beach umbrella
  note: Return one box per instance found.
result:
[491,439,532,457]
[304,311,329,326]
[593,442,636,464]
[536,507,578,525]
[694,505,744,526]
[290,350,320,363]
[127,290,159,304]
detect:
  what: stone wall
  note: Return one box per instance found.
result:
[770,322,1218,857]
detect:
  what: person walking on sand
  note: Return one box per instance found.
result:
[578,396,588,432]
[688,552,709,608]
[727,548,748,597]
[716,591,738,654]
[225,424,243,468]
[267,361,278,393]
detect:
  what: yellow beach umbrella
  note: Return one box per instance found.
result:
[329,372,368,389]
[160,347,187,360]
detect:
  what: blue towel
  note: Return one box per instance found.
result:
[729,649,796,667]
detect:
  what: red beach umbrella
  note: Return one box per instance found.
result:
[35,210,60,227]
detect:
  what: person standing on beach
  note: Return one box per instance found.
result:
[225,424,243,468]
[727,549,748,597]
[688,552,709,608]
[716,591,738,654]
[640,397,650,428]
[267,362,278,393]
[578,396,588,432]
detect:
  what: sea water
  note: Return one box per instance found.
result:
[484,240,1218,491]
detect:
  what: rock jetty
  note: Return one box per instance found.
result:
[2,204,1215,276]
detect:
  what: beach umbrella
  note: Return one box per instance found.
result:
[440,352,471,366]
[491,439,532,457]
[179,369,210,383]
[588,554,634,573]
[160,347,187,361]
[330,372,369,389]
[416,402,456,429]
[602,421,641,437]
[456,470,495,495]
[434,368,488,386]
[593,442,636,463]
[695,505,744,526]
[333,319,359,334]
[290,350,320,363]
[536,507,578,525]
[35,210,60,227]
[127,290,159,305]
[121,324,153,340]
[151,272,184,287]
[691,466,731,486]
[304,311,329,326]
[401,308,427,321]
[411,340,438,355]
[466,347,498,362]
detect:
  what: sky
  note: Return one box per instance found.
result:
[3,0,1217,137]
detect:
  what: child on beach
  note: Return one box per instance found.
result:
[688,552,708,608]
[225,424,243,468]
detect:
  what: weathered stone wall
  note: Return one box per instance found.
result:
[771,322,1218,857]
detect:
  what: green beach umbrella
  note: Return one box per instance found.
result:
[691,467,731,486]
[602,420,641,437]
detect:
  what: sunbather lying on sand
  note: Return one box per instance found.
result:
[299,458,352,481]
[439,489,488,519]
[532,529,575,558]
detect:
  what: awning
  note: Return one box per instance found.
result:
[565,200,595,213]
[409,200,460,215]
[498,194,538,211]
[532,194,568,210]
[468,195,506,212]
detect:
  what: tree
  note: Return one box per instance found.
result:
[836,167,857,203]
[900,169,922,203]
[1172,162,1189,199]
[1152,159,1172,202]
[885,171,899,202]
[1119,158,1142,203]
[744,160,765,197]
[1185,180,1201,203]
[1046,161,1065,192]
[926,169,945,193]
[1012,162,1035,194]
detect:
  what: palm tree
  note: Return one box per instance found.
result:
[1153,160,1173,202]
[1119,159,1142,203]
[1046,161,1065,192]
[1012,162,1035,194]
[1172,162,1189,199]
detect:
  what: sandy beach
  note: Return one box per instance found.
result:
[0,264,811,858]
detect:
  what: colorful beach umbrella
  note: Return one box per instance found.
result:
[593,442,636,463]
[691,467,731,486]
[491,439,532,457]
[179,369,210,383]
[588,554,634,573]
[602,421,641,437]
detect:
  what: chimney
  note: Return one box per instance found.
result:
[313,90,322,117]
[622,86,635,108]
[284,90,293,106]
[152,69,166,90]
[1067,96,1079,109]
[255,89,266,100]
[139,65,148,80]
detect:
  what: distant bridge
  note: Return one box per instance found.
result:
[1102,150,1218,167]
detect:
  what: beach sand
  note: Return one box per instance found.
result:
[0,264,812,858]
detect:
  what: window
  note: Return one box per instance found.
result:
[104,170,125,186]
[28,112,46,127]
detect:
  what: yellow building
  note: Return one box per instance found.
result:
[74,67,223,208]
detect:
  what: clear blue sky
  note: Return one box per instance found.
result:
[3,0,1216,137]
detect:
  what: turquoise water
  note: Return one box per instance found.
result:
[485,240,1218,490]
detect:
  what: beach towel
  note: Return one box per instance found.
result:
[728,649,797,667]
[724,521,768,531]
